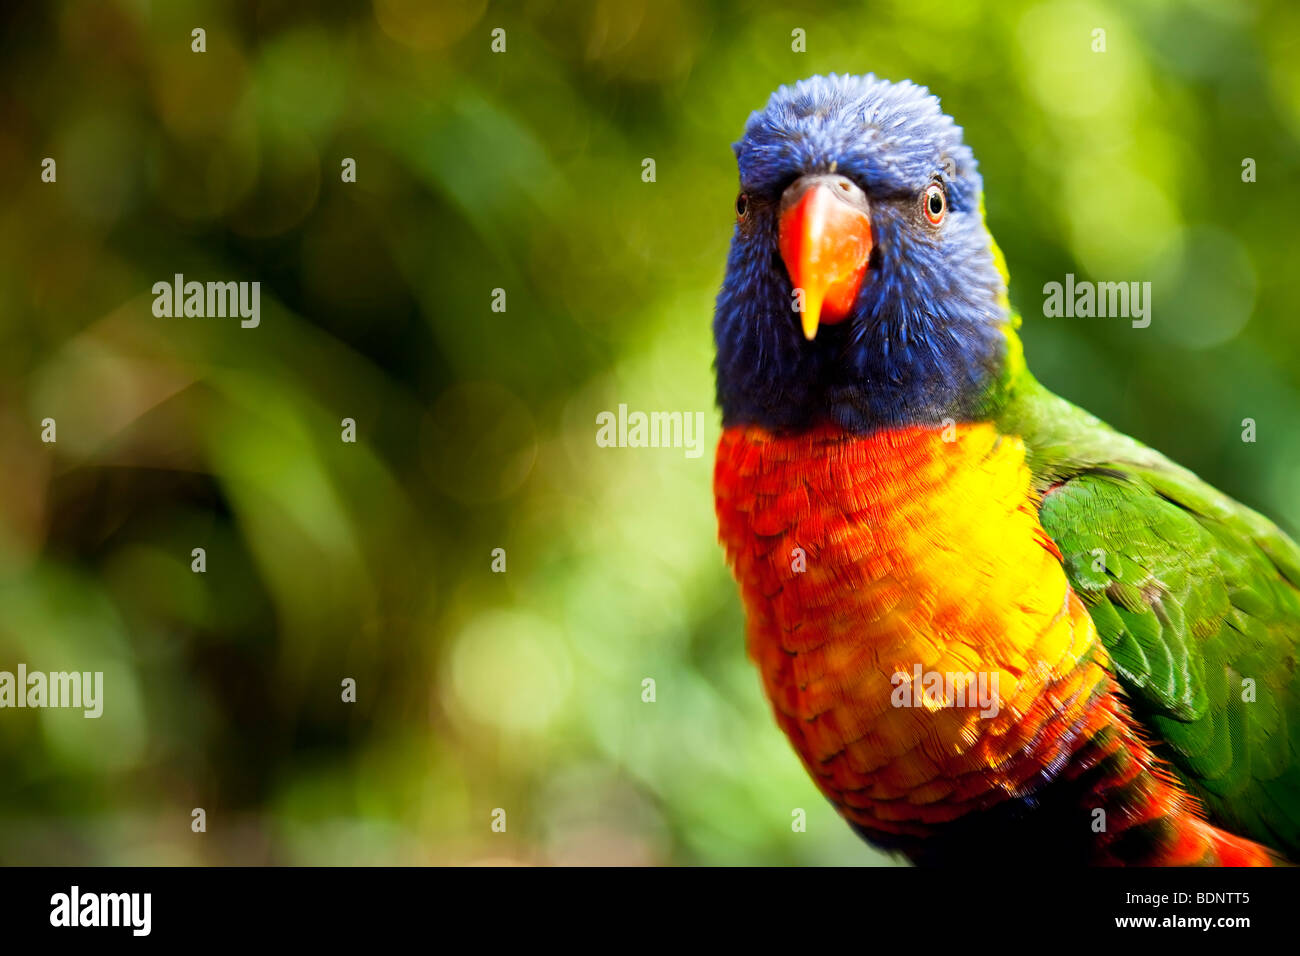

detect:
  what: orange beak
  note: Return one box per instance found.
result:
[778,174,873,340]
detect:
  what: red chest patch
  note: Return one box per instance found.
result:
[713,421,1109,835]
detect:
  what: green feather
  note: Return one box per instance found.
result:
[997,366,1300,858]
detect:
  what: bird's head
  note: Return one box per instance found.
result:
[714,73,1018,433]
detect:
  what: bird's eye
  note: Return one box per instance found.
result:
[736,193,749,220]
[922,182,946,225]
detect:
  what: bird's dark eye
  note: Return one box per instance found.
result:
[923,182,946,225]
[736,193,749,220]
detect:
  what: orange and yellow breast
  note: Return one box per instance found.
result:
[714,422,1111,836]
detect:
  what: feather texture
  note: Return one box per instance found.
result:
[715,421,1281,864]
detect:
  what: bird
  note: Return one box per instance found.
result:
[712,73,1300,866]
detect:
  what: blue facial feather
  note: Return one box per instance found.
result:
[714,74,1011,433]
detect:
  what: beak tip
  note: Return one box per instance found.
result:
[800,312,820,341]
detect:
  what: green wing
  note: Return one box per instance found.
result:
[999,374,1300,857]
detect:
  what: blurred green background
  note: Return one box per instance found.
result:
[0,0,1298,865]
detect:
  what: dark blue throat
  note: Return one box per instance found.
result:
[713,219,1010,435]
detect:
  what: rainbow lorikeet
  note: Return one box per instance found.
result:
[713,74,1300,866]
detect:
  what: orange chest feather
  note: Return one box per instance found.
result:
[714,422,1109,831]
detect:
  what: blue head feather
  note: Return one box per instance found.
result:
[714,73,1011,433]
